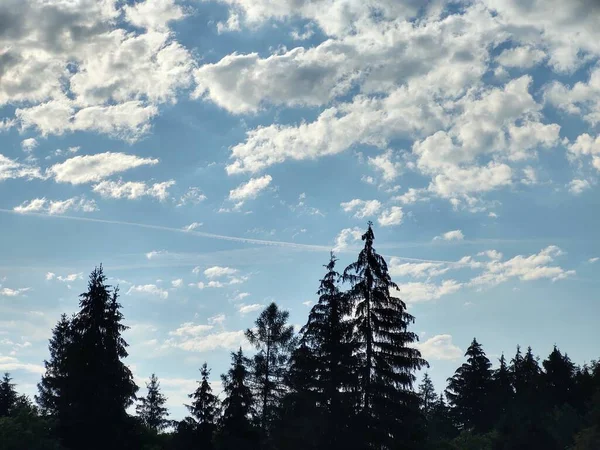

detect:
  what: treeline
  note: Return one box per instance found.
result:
[0,223,599,450]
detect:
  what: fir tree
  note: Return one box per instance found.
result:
[56,266,138,450]
[218,348,258,450]
[543,345,575,408]
[419,372,437,419]
[187,363,220,449]
[343,222,427,449]
[36,314,73,416]
[446,338,493,433]
[491,354,513,426]
[245,302,296,435]
[0,373,17,417]
[136,373,169,432]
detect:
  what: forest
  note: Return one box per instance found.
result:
[0,223,598,450]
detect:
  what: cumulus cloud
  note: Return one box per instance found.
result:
[340,199,381,218]
[165,321,247,352]
[0,356,45,374]
[228,175,272,206]
[171,279,183,288]
[177,187,207,206]
[568,179,591,195]
[13,197,97,215]
[0,154,44,182]
[204,266,238,279]
[238,303,264,314]
[496,46,546,68]
[434,230,465,241]
[48,153,158,184]
[393,280,463,303]
[127,284,169,300]
[368,150,402,181]
[333,227,363,252]
[21,138,38,152]
[93,179,175,201]
[414,334,463,361]
[0,287,31,297]
[378,206,404,227]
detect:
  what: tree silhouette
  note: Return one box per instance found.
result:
[136,373,169,432]
[343,222,427,449]
[0,373,17,417]
[245,302,296,437]
[446,338,493,433]
[186,362,220,449]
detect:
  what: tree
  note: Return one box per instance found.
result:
[491,354,513,427]
[245,302,296,435]
[445,338,493,433]
[0,374,17,418]
[419,373,437,419]
[187,363,220,449]
[343,222,428,449]
[136,374,169,432]
[36,314,73,416]
[54,266,138,450]
[543,345,576,409]
[295,253,359,447]
[218,348,259,450]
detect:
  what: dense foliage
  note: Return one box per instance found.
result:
[1,224,599,450]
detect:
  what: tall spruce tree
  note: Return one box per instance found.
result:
[343,222,427,449]
[245,302,296,435]
[298,253,359,447]
[419,372,437,419]
[218,348,258,450]
[187,363,220,448]
[445,338,493,433]
[56,266,138,450]
[543,345,575,409]
[0,373,17,417]
[136,373,169,432]
[491,354,513,426]
[36,314,73,416]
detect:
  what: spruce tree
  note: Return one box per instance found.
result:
[419,372,437,419]
[218,348,259,450]
[245,302,296,435]
[491,354,513,426]
[187,363,220,448]
[0,373,17,417]
[36,314,73,416]
[57,266,138,450]
[343,222,427,449]
[136,373,169,432]
[445,338,493,433]
[543,345,575,409]
[297,253,359,447]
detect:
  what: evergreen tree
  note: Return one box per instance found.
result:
[419,372,437,419]
[491,354,513,426]
[343,222,427,449]
[218,348,258,450]
[0,373,17,417]
[55,266,138,450]
[245,302,296,435]
[187,363,220,449]
[136,373,169,432]
[36,314,73,416]
[445,338,493,433]
[543,345,575,408]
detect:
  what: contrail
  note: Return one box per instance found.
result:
[0,208,452,263]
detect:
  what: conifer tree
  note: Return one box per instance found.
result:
[543,345,575,408]
[56,266,138,450]
[136,373,169,432]
[419,372,437,419]
[218,348,258,450]
[343,222,427,449]
[187,363,220,448]
[446,338,493,433]
[36,314,73,416]
[491,354,513,426]
[0,373,17,417]
[245,302,296,434]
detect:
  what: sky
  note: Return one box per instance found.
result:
[1,0,600,420]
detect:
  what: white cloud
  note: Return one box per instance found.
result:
[169,322,214,337]
[238,303,264,314]
[0,287,31,297]
[166,329,247,353]
[183,222,203,231]
[204,266,238,279]
[127,284,169,300]
[389,260,448,278]
[0,154,44,182]
[378,206,404,227]
[340,199,381,218]
[394,188,428,205]
[229,175,272,206]
[146,250,167,260]
[393,280,463,303]
[45,272,55,281]
[478,250,503,260]
[496,46,546,68]
[21,138,38,152]
[333,227,363,252]
[208,314,226,326]
[48,152,158,184]
[124,0,185,32]
[191,281,225,289]
[368,150,402,181]
[434,230,465,241]
[13,197,97,215]
[171,279,183,288]
[234,292,250,301]
[568,179,591,195]
[414,334,463,361]
[0,356,45,374]
[177,187,207,206]
[589,257,599,263]
[302,300,314,307]
[57,273,82,283]
[567,134,600,172]
[93,179,175,201]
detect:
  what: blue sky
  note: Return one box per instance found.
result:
[1,0,600,419]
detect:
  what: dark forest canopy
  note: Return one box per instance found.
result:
[1,224,599,450]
